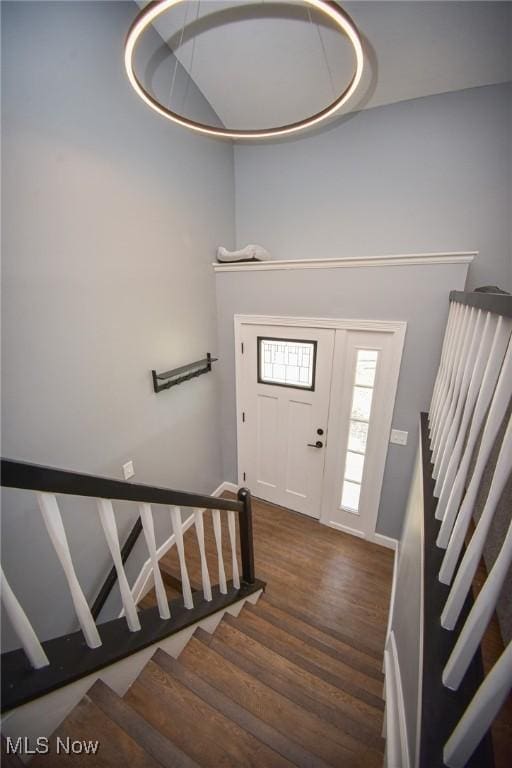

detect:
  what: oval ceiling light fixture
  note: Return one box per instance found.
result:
[124,0,364,140]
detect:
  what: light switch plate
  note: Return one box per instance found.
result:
[122,460,135,480]
[390,429,408,446]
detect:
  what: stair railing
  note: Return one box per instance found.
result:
[387,289,512,768]
[0,459,262,711]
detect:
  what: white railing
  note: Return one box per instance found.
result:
[1,464,249,678]
[428,290,512,768]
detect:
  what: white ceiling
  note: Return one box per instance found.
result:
[137,1,512,132]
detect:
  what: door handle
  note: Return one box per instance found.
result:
[307,441,323,448]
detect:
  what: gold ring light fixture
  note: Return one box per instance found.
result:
[124,0,364,140]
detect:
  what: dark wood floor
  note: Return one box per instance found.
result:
[162,495,394,665]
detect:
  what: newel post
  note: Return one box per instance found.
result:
[237,487,255,585]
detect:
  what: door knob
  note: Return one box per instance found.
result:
[307,441,323,448]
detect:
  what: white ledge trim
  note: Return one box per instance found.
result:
[213,251,476,273]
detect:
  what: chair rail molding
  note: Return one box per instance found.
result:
[213,251,477,273]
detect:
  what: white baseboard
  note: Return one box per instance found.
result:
[373,533,398,550]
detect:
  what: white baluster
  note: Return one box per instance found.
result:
[443,641,512,768]
[436,320,512,535]
[228,510,241,589]
[0,567,49,668]
[438,339,512,578]
[212,510,228,594]
[434,312,497,508]
[441,412,512,626]
[169,506,194,609]
[37,492,101,648]
[443,510,512,688]
[139,502,170,620]
[194,508,212,601]
[430,302,457,422]
[431,303,462,439]
[97,499,140,632]
[432,305,470,457]
[434,309,483,485]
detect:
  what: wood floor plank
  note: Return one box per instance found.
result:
[212,619,385,738]
[154,649,330,768]
[125,659,295,768]
[182,634,383,768]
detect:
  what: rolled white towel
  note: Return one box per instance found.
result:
[217,244,271,262]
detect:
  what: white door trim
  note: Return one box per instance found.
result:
[234,315,407,545]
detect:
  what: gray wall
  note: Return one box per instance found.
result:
[1,1,235,647]
[235,82,512,292]
[215,260,469,539]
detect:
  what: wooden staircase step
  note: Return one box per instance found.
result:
[209,619,385,742]
[254,595,384,679]
[229,609,385,708]
[88,679,199,768]
[244,600,384,691]
[138,583,181,611]
[181,634,381,768]
[154,648,330,768]
[31,695,162,768]
[1,736,26,767]
[125,657,295,768]
[159,560,201,594]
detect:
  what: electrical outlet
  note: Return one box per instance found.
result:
[122,460,135,480]
[390,429,408,446]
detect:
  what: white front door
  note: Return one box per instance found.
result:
[237,324,335,518]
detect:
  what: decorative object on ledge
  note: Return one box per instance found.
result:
[152,353,218,393]
[124,0,364,140]
[217,244,272,263]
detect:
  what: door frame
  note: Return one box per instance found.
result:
[234,314,407,546]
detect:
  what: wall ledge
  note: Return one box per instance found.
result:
[213,251,476,273]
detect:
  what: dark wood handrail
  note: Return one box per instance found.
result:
[90,518,142,620]
[0,458,242,512]
[450,290,512,318]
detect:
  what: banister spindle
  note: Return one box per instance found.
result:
[432,305,470,455]
[443,641,512,768]
[37,492,101,648]
[228,510,241,589]
[432,307,476,470]
[436,320,512,536]
[434,309,483,485]
[434,312,496,507]
[443,508,512,689]
[431,303,462,439]
[139,502,170,620]
[212,510,228,594]
[441,411,512,626]
[97,499,140,632]
[438,341,512,579]
[429,301,457,422]
[169,506,194,609]
[0,567,49,669]
[194,509,212,601]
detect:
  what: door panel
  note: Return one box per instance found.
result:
[239,325,334,518]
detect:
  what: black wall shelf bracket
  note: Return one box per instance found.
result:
[152,353,218,393]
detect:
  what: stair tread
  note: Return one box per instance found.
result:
[227,611,384,711]
[88,679,199,768]
[254,596,384,678]
[159,561,201,593]
[154,648,330,768]
[245,601,384,692]
[31,695,162,768]
[138,583,181,611]
[1,736,26,767]
[125,657,295,768]
[182,633,382,768]
[209,619,385,742]
[262,592,384,660]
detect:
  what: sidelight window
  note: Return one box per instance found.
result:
[341,349,379,513]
